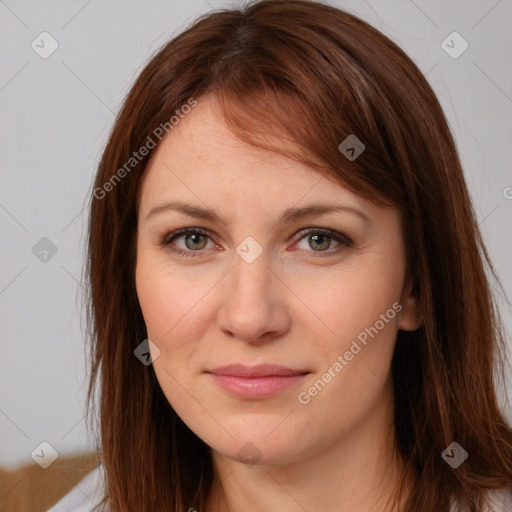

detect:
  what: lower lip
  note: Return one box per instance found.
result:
[208,373,308,399]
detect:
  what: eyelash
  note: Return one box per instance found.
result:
[158,227,354,259]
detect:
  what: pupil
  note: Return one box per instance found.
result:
[186,234,206,250]
[311,234,330,251]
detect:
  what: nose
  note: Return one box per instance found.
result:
[217,252,291,344]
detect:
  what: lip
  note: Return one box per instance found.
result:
[207,363,308,378]
[206,364,310,399]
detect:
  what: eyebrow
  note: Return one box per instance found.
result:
[144,200,371,225]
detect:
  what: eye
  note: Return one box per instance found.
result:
[159,227,353,258]
[292,228,353,257]
[159,228,215,258]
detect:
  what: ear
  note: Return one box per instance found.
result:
[398,276,422,331]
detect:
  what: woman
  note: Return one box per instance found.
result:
[48,0,512,511]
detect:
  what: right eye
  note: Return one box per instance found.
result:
[159,228,217,258]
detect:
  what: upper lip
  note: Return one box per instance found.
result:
[206,364,309,378]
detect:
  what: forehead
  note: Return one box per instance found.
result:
[137,95,369,217]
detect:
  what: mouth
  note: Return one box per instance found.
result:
[205,364,310,399]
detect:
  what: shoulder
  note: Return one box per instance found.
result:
[45,465,107,512]
[450,486,512,512]
[484,486,512,511]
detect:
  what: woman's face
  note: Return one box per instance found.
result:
[135,94,420,466]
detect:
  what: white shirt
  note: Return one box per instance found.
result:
[45,466,106,512]
[46,466,511,512]
[450,486,512,512]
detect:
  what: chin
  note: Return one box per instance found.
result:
[205,423,308,465]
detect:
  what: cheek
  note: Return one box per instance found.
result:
[136,252,204,343]
[135,256,204,408]
[296,262,402,346]
[135,266,174,342]
[295,273,401,431]
[294,254,404,401]
[135,253,223,387]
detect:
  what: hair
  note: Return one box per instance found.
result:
[83,1,512,511]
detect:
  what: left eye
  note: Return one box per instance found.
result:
[159,228,353,258]
[294,230,351,254]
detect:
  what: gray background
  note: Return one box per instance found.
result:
[1,0,511,470]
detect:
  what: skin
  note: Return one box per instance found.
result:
[135,94,421,512]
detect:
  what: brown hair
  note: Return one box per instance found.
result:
[83,1,512,511]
